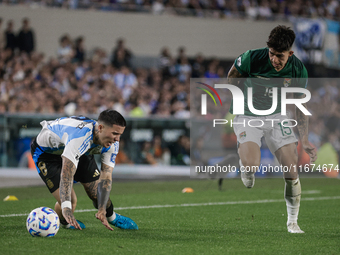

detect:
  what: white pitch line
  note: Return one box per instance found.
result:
[1,196,340,218]
[303,190,321,194]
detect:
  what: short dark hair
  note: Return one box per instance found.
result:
[266,25,295,52]
[98,110,126,127]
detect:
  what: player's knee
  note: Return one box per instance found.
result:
[284,172,298,180]
[283,162,298,179]
[279,151,298,167]
[283,158,298,168]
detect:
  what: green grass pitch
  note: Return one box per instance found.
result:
[0,178,339,255]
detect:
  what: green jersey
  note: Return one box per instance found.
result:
[230,47,308,116]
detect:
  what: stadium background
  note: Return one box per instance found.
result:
[0,2,340,182]
[0,3,339,255]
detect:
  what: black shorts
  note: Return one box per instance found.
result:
[31,138,100,193]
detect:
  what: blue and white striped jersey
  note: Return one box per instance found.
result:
[34,116,119,168]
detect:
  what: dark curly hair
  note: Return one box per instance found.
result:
[98,110,126,127]
[266,25,295,52]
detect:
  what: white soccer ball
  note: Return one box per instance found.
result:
[26,207,60,237]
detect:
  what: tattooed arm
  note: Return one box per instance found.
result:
[95,163,114,231]
[227,64,247,86]
[60,156,81,229]
[295,93,317,163]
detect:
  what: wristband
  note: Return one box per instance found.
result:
[61,201,72,210]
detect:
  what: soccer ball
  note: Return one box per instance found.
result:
[26,207,60,237]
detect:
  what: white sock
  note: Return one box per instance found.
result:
[285,178,301,225]
[107,212,116,222]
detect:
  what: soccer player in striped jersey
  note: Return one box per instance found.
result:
[31,110,138,231]
[227,25,317,233]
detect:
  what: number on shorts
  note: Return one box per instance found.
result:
[38,162,48,176]
[278,122,292,136]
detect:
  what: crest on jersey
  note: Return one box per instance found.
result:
[283,78,291,87]
[239,131,246,139]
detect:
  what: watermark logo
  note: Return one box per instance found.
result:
[196,82,222,115]
[199,83,311,116]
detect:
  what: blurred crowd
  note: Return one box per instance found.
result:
[1,0,340,21]
[0,16,230,117]
[307,81,340,163]
[116,134,190,165]
[0,16,201,166]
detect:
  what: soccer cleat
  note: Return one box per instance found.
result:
[287,223,304,233]
[240,168,255,189]
[109,214,138,230]
[240,170,255,188]
[61,220,86,229]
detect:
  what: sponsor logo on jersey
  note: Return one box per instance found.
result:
[283,78,291,87]
[75,154,80,160]
[239,131,246,139]
[93,169,100,178]
[110,153,117,164]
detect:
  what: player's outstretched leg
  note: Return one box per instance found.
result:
[276,143,303,233]
[285,178,304,233]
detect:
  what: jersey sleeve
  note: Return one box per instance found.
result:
[101,142,120,168]
[234,50,252,76]
[61,130,93,167]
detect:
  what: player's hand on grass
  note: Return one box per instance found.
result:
[302,142,317,163]
[62,207,82,230]
[96,209,114,231]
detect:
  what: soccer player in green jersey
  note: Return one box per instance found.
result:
[227,25,317,233]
